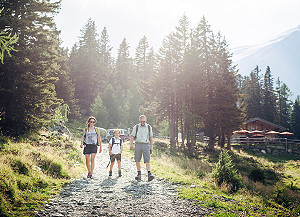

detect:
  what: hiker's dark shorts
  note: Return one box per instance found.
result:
[110,154,121,162]
[135,143,150,163]
[83,144,98,154]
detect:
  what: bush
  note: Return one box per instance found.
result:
[212,150,242,193]
[248,168,265,183]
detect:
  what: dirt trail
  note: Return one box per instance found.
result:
[36,144,213,217]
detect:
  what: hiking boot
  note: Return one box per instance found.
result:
[118,171,122,177]
[135,174,141,181]
[148,174,155,182]
[87,173,92,179]
[109,171,112,177]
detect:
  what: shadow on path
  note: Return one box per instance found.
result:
[123,181,154,199]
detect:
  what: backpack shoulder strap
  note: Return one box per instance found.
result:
[148,125,150,134]
[135,124,139,138]
[111,137,115,148]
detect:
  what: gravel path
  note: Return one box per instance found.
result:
[36,144,214,217]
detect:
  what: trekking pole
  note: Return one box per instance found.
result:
[106,159,111,168]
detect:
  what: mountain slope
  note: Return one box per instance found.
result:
[232,25,300,98]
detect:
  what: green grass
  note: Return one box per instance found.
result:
[123,139,300,216]
[0,132,85,217]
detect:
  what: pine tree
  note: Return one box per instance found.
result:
[0,0,62,136]
[277,82,292,129]
[69,19,102,115]
[242,66,263,119]
[55,47,80,118]
[155,34,178,149]
[99,27,114,85]
[0,7,18,64]
[115,38,131,95]
[91,94,109,128]
[135,36,149,76]
[126,85,142,127]
[173,14,191,149]
[291,96,300,139]
[193,16,218,149]
[262,66,277,122]
[101,84,120,127]
[213,32,242,148]
[134,36,156,131]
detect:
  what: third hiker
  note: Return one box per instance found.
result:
[130,115,155,181]
[108,129,123,177]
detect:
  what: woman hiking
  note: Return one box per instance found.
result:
[80,116,102,178]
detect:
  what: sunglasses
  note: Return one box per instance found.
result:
[89,121,96,123]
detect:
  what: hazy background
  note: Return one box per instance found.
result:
[55,0,300,54]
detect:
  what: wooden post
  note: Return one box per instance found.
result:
[247,137,249,148]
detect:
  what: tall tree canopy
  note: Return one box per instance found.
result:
[262,66,277,123]
[0,0,62,136]
[69,19,103,115]
[242,66,263,120]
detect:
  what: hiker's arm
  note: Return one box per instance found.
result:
[130,125,136,150]
[130,136,134,150]
[149,125,153,152]
[80,129,85,148]
[97,129,102,153]
[120,143,123,154]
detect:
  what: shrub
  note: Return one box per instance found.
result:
[248,168,265,183]
[212,150,242,193]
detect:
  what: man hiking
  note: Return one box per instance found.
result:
[130,115,155,182]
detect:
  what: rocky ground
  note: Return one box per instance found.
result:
[36,144,214,217]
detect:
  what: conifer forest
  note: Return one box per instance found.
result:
[1,0,300,150]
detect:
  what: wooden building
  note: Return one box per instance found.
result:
[243,117,286,132]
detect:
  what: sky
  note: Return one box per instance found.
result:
[54,0,300,57]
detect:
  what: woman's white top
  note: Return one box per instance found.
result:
[85,128,98,145]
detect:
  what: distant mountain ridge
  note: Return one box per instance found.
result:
[232,25,300,99]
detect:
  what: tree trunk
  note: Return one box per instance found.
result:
[175,117,179,149]
[180,116,185,149]
[226,133,232,150]
[208,131,215,150]
[220,132,225,148]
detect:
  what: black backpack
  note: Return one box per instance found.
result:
[111,137,123,149]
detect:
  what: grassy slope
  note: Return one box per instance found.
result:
[123,139,300,217]
[0,132,85,217]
